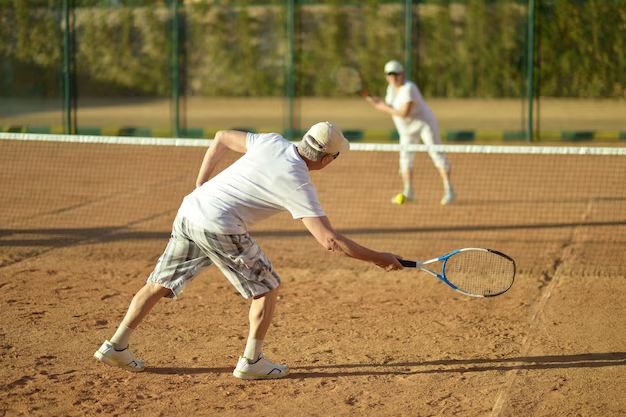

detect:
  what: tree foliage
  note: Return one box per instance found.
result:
[0,0,623,98]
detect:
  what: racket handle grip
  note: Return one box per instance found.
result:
[398,259,417,268]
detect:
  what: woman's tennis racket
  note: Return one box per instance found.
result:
[333,66,370,97]
[399,248,516,297]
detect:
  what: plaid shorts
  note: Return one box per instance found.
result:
[147,214,281,299]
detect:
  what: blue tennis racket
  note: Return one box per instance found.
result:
[399,248,516,297]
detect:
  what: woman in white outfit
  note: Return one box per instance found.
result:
[366,60,455,205]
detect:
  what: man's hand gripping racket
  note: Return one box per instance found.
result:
[399,248,516,297]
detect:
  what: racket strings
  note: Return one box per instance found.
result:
[334,67,362,94]
[443,250,515,296]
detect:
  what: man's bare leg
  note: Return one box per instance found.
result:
[234,287,289,379]
[94,282,170,372]
[244,287,279,360]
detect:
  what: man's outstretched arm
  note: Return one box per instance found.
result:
[302,216,403,271]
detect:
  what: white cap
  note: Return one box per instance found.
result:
[303,122,350,155]
[384,60,404,74]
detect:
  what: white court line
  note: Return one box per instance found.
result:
[489,263,563,416]
[490,200,593,416]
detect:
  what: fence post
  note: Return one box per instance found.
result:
[404,0,412,80]
[172,0,181,137]
[526,0,535,142]
[285,0,296,139]
[62,0,76,134]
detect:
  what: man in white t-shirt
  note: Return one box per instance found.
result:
[94,122,404,380]
[366,60,456,206]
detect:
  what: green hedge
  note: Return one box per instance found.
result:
[0,0,623,98]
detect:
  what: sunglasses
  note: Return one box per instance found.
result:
[386,72,400,76]
[332,152,340,160]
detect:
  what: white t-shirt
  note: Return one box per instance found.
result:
[385,80,436,134]
[178,132,326,234]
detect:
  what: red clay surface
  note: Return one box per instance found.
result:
[1,128,625,416]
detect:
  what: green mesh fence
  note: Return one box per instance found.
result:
[0,0,624,139]
[0,0,65,128]
[532,0,626,136]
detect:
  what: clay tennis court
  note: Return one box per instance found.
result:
[1,100,625,416]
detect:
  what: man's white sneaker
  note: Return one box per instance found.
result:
[94,340,145,372]
[233,353,289,380]
[441,188,456,205]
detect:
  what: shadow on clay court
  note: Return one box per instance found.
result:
[2,220,626,247]
[143,352,626,377]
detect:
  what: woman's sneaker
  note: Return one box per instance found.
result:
[94,340,145,372]
[233,353,289,380]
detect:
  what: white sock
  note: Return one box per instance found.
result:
[110,324,134,351]
[244,338,263,361]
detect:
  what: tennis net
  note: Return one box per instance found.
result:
[1,132,625,277]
